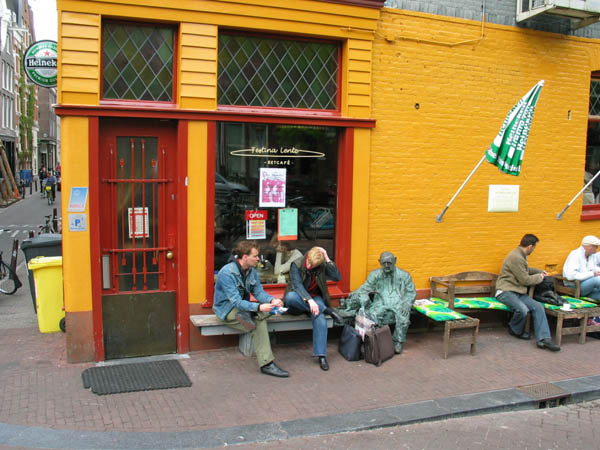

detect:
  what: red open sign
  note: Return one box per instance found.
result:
[245,210,267,220]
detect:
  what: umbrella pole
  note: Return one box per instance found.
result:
[436,154,486,222]
[557,169,600,220]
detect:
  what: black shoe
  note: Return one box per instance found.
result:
[318,356,329,371]
[260,362,289,377]
[536,338,561,352]
[509,328,531,340]
[325,307,344,323]
[236,311,256,331]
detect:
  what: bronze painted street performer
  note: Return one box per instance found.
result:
[342,251,417,354]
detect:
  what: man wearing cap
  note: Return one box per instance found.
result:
[496,234,560,352]
[562,235,600,301]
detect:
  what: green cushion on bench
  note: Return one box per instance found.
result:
[432,296,510,311]
[413,299,469,322]
[542,296,598,310]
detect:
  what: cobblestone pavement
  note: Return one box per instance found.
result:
[236,399,600,450]
[1,326,600,433]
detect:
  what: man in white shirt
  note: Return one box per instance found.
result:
[562,235,600,301]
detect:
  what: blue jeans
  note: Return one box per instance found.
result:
[284,292,328,356]
[497,291,551,342]
[580,276,600,301]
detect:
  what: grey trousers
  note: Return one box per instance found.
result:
[497,291,551,342]
[220,308,274,367]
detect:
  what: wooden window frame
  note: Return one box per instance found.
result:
[217,30,343,115]
[100,20,179,107]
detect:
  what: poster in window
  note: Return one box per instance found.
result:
[278,208,298,241]
[246,219,266,240]
[259,168,286,208]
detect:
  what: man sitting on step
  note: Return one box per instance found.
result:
[213,240,289,377]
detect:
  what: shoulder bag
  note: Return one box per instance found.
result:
[338,324,362,361]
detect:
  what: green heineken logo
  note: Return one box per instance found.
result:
[23,40,57,87]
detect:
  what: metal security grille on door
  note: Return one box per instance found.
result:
[104,137,169,292]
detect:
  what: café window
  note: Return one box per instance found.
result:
[102,22,175,102]
[217,33,339,110]
[214,123,339,285]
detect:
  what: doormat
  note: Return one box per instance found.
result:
[82,359,192,395]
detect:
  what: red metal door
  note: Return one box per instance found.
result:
[99,119,178,359]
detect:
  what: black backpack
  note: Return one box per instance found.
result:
[532,277,565,306]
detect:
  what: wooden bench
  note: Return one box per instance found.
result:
[537,298,600,346]
[190,314,333,357]
[412,299,479,359]
[430,271,515,321]
[430,271,499,308]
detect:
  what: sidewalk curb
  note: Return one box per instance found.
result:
[1,375,599,449]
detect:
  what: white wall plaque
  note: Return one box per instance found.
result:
[488,185,520,212]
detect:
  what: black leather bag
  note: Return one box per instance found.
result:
[339,324,362,361]
[533,277,565,306]
[364,325,394,366]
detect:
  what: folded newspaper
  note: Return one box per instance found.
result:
[414,299,435,306]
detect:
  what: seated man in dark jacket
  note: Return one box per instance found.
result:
[284,247,341,371]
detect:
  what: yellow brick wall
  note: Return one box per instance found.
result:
[363,8,600,290]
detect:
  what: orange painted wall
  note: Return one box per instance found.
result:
[362,9,600,289]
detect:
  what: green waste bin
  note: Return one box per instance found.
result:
[21,234,62,313]
[27,256,64,333]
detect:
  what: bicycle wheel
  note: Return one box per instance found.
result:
[0,261,19,295]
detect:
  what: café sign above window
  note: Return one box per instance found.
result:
[23,40,58,88]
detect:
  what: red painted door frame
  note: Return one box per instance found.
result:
[90,117,189,360]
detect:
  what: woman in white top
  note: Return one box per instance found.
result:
[274,241,303,284]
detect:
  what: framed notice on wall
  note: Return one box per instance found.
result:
[488,185,520,212]
[278,208,298,240]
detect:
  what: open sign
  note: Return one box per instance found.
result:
[245,210,267,220]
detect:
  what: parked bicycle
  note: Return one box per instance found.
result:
[0,240,22,295]
[39,215,56,234]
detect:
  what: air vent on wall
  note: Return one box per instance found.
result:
[517,0,600,30]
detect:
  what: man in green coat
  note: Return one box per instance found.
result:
[496,233,560,352]
[343,251,416,354]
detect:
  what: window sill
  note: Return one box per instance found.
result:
[581,204,600,221]
[262,283,348,300]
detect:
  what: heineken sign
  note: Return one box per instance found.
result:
[23,40,57,87]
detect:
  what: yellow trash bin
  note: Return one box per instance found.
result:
[27,256,64,333]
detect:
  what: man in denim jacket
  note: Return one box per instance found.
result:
[213,240,289,377]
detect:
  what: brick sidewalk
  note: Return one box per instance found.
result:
[1,325,599,435]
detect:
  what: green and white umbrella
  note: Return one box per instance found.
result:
[436,80,545,222]
[485,80,544,176]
